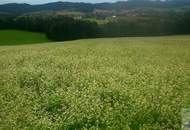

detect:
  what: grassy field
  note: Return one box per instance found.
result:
[0,36,190,129]
[0,30,50,45]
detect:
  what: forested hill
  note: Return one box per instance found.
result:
[0,0,190,15]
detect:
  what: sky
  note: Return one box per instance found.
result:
[0,0,128,5]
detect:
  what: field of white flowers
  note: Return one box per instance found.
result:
[0,36,190,129]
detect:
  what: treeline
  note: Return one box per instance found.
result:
[45,16,100,41]
[1,15,100,41]
[102,13,190,37]
[0,16,15,29]
[0,13,190,41]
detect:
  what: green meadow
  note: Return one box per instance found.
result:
[0,30,49,45]
[0,35,190,129]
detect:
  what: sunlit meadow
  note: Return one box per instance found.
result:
[0,36,190,129]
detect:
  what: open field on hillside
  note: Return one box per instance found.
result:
[0,36,190,129]
[0,30,50,45]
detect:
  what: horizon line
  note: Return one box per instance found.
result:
[0,0,168,6]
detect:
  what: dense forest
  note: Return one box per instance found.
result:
[0,0,190,41]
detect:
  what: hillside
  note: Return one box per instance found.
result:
[0,0,190,15]
[0,36,190,129]
[0,30,50,45]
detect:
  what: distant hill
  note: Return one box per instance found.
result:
[0,0,190,15]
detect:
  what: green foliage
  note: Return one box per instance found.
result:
[101,14,190,37]
[1,11,190,42]
[0,36,190,129]
[46,16,100,41]
[0,30,50,45]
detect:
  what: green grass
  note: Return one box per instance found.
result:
[0,36,190,129]
[0,30,50,45]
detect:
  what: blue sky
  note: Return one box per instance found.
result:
[0,0,128,4]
